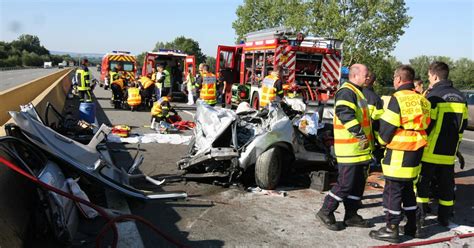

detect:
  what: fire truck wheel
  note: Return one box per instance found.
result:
[255,146,282,190]
[251,92,260,110]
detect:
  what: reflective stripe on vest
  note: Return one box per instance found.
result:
[333,82,373,164]
[77,69,91,91]
[422,102,468,165]
[127,88,141,106]
[200,72,216,104]
[260,75,278,107]
[384,90,431,151]
[382,149,421,180]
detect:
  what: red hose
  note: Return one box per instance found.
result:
[304,80,315,101]
[370,232,474,248]
[0,156,185,248]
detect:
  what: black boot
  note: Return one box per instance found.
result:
[316,210,343,231]
[369,224,400,243]
[438,205,452,227]
[344,213,371,228]
[401,210,422,238]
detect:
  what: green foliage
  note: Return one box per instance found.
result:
[233,0,411,66]
[410,56,474,90]
[153,36,206,65]
[205,56,216,73]
[136,52,147,68]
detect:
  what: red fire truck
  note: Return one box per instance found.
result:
[215,27,343,108]
[141,49,196,97]
[100,51,137,84]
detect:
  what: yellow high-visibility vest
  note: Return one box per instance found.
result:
[333,82,373,164]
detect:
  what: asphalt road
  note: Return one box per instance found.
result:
[88,68,474,247]
[0,68,61,92]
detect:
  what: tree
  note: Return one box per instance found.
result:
[136,52,147,68]
[233,0,411,66]
[409,55,473,90]
[205,56,216,73]
[153,36,206,65]
[451,58,474,89]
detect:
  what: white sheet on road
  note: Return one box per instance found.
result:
[107,133,192,145]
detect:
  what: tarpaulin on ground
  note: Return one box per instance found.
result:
[107,133,192,145]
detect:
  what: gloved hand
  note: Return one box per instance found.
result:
[355,134,369,150]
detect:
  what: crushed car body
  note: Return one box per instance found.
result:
[8,104,187,201]
[178,99,336,189]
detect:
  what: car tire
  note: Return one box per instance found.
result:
[255,146,282,190]
[252,92,259,110]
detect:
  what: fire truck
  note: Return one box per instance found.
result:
[215,27,343,109]
[141,49,196,97]
[100,51,137,84]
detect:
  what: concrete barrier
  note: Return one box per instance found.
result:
[0,69,74,246]
[0,68,73,128]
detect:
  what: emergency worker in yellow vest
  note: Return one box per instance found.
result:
[75,58,93,102]
[157,64,171,97]
[317,64,374,231]
[195,64,217,106]
[138,75,156,108]
[150,94,176,123]
[362,71,385,163]
[369,65,431,243]
[110,64,125,109]
[260,65,284,108]
[126,82,142,111]
[416,61,468,227]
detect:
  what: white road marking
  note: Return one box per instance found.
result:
[462,138,474,142]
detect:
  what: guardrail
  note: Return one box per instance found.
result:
[0,66,44,71]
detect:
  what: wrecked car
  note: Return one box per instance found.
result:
[178,99,336,189]
[6,103,187,201]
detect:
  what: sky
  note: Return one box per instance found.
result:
[0,0,473,63]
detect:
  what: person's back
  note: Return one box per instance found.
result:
[127,85,141,107]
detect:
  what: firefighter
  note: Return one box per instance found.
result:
[138,75,156,108]
[193,63,205,100]
[150,93,176,124]
[75,58,93,102]
[157,64,171,97]
[195,63,217,106]
[362,71,384,163]
[126,82,142,111]
[110,64,125,109]
[416,61,468,227]
[369,65,431,243]
[316,64,373,231]
[260,65,284,108]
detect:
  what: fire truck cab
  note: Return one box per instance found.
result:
[100,51,137,84]
[141,50,196,98]
[215,27,343,109]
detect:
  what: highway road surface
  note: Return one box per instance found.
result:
[0,68,61,92]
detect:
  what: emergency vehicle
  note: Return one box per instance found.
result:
[141,49,196,97]
[100,51,137,84]
[215,27,343,108]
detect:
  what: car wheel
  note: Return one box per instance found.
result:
[255,146,282,190]
[252,92,259,110]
